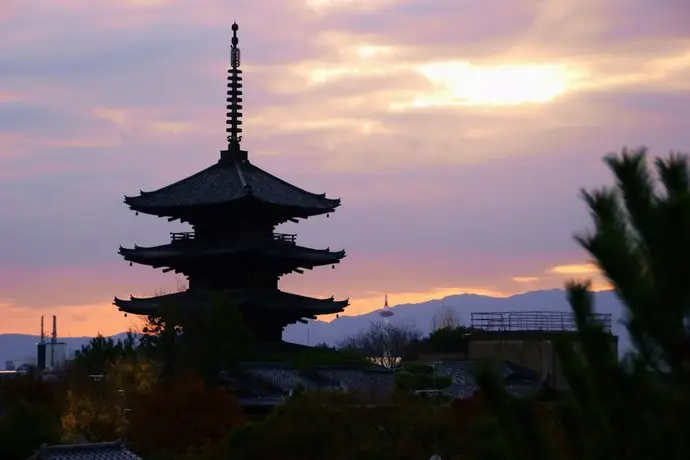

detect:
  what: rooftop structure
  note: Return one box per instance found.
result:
[114,23,347,342]
[470,311,613,334]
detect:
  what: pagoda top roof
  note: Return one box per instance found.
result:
[124,23,340,218]
[124,158,341,216]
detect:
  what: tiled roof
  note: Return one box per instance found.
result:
[29,441,140,460]
[124,159,340,216]
[119,239,345,270]
[236,364,396,398]
[244,366,318,393]
[316,368,396,394]
[114,289,349,316]
[434,360,541,399]
[225,360,541,406]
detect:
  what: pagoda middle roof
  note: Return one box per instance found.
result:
[124,158,340,214]
[118,239,345,266]
[114,289,349,316]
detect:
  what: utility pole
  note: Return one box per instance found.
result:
[118,389,131,446]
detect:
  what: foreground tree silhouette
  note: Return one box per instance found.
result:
[0,400,61,460]
[474,147,690,460]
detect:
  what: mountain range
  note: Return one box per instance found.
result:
[0,289,629,367]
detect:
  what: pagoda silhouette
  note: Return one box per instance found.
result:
[114,23,348,342]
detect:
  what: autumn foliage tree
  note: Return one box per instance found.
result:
[0,373,63,459]
[0,400,61,460]
[61,354,158,443]
[71,332,138,375]
[128,374,244,457]
[473,148,690,460]
[229,391,463,460]
[138,294,253,380]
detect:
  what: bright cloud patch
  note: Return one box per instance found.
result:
[512,276,540,283]
[550,263,599,275]
[409,61,583,107]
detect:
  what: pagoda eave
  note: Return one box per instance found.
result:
[121,160,342,221]
[113,290,349,317]
[124,199,340,223]
[118,244,345,268]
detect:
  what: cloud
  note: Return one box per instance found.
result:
[512,277,541,283]
[550,264,600,275]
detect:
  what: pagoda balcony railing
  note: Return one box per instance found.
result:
[273,233,296,244]
[171,231,195,241]
[169,231,296,244]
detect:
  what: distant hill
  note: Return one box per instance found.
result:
[284,289,630,352]
[0,289,630,366]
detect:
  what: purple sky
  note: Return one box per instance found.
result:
[1,0,689,335]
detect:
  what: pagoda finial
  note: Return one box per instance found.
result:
[225,22,244,156]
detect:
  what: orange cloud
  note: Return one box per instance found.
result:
[550,263,599,275]
[0,300,138,337]
[512,276,541,283]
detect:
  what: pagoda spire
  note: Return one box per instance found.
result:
[223,22,245,162]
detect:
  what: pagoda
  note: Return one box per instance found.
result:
[114,23,348,342]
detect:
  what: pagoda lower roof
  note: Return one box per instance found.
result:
[114,289,349,316]
[118,239,345,267]
[124,158,340,216]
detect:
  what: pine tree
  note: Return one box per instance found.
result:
[475,147,690,460]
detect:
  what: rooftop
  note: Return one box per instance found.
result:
[225,360,542,404]
[124,160,341,218]
[28,441,140,460]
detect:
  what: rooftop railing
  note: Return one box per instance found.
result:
[470,311,612,333]
[273,233,296,244]
[169,231,296,244]
[170,231,194,241]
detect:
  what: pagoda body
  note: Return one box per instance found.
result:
[114,23,348,342]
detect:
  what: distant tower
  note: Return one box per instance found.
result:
[379,295,395,367]
[36,315,67,372]
[379,294,394,325]
[52,315,57,343]
[37,316,47,371]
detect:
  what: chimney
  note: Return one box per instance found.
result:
[40,316,45,343]
[52,315,57,343]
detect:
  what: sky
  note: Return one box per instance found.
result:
[1,0,689,336]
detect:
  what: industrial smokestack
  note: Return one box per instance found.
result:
[40,316,45,343]
[52,315,57,343]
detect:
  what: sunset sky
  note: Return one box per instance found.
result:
[1,0,689,336]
